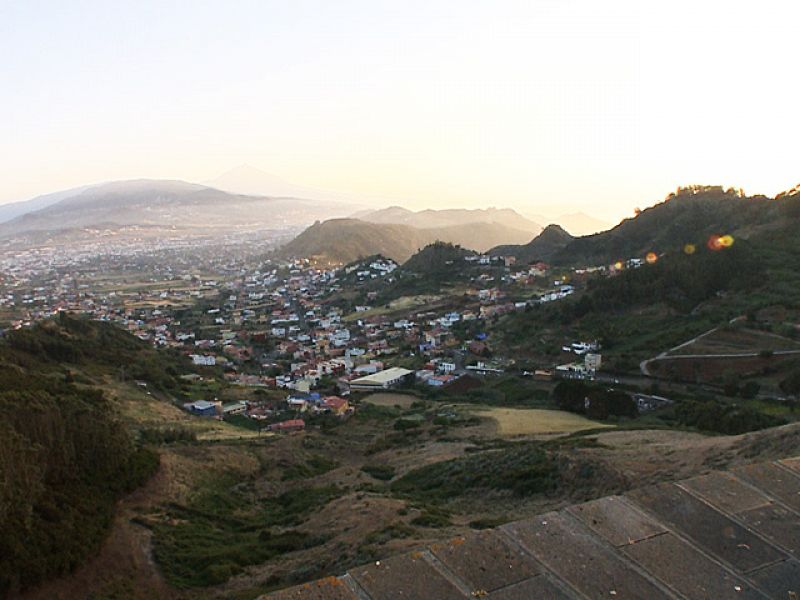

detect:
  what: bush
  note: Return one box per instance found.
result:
[553,380,589,413]
[361,464,396,481]
[391,444,558,502]
[411,511,452,528]
[674,399,786,435]
[553,381,637,420]
[740,381,761,400]
[140,426,197,444]
[468,517,509,530]
[153,483,340,588]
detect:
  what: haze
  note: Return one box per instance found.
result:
[2,0,798,222]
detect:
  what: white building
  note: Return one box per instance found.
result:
[349,367,413,391]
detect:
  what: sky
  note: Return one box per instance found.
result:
[1,0,798,222]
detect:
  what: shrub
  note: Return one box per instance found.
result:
[411,511,452,528]
[391,444,558,502]
[361,464,396,481]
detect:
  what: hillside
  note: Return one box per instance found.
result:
[0,315,168,595]
[359,206,542,234]
[0,179,355,238]
[402,241,475,277]
[489,224,574,263]
[0,184,97,224]
[549,185,800,266]
[278,218,535,264]
[496,207,800,376]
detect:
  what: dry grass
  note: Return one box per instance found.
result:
[477,407,614,436]
[362,392,418,409]
[343,294,443,322]
[105,380,267,441]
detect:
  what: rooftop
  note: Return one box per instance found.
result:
[350,367,413,386]
[263,455,800,599]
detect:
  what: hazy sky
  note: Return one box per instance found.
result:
[1,0,798,221]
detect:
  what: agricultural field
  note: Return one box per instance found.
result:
[475,406,614,436]
[648,353,799,385]
[667,326,800,356]
[361,392,419,409]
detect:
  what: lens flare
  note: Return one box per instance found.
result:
[707,235,724,251]
[684,243,696,255]
[646,252,658,264]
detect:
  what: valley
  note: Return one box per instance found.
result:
[6,4,800,597]
[2,183,800,599]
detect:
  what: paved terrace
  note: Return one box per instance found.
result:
[264,456,800,599]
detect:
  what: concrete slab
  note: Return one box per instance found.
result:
[502,512,675,599]
[568,495,666,547]
[429,530,542,592]
[348,552,467,600]
[738,503,800,556]
[266,577,360,600]
[680,471,771,514]
[622,532,766,600]
[627,483,786,573]
[780,457,800,474]
[487,576,577,600]
[747,559,800,600]
[734,462,800,512]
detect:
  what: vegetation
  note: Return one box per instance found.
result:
[282,454,339,481]
[491,224,574,263]
[152,477,339,587]
[0,316,162,595]
[553,380,638,420]
[361,464,397,481]
[671,398,787,435]
[573,241,761,315]
[391,443,559,502]
[402,241,474,277]
[549,186,795,266]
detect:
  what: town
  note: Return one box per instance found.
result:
[0,236,634,432]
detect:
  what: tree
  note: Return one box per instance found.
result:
[553,380,589,414]
[739,381,761,400]
[780,369,800,397]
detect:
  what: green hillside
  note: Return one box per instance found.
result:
[497,212,800,371]
[402,241,475,277]
[549,185,800,266]
[0,315,172,594]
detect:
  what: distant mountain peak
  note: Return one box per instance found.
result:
[541,223,570,235]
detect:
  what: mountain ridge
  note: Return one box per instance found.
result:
[0,179,357,237]
[492,185,800,266]
[277,218,536,264]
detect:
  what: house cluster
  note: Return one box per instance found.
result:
[556,341,603,380]
[3,233,651,426]
[183,390,352,431]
